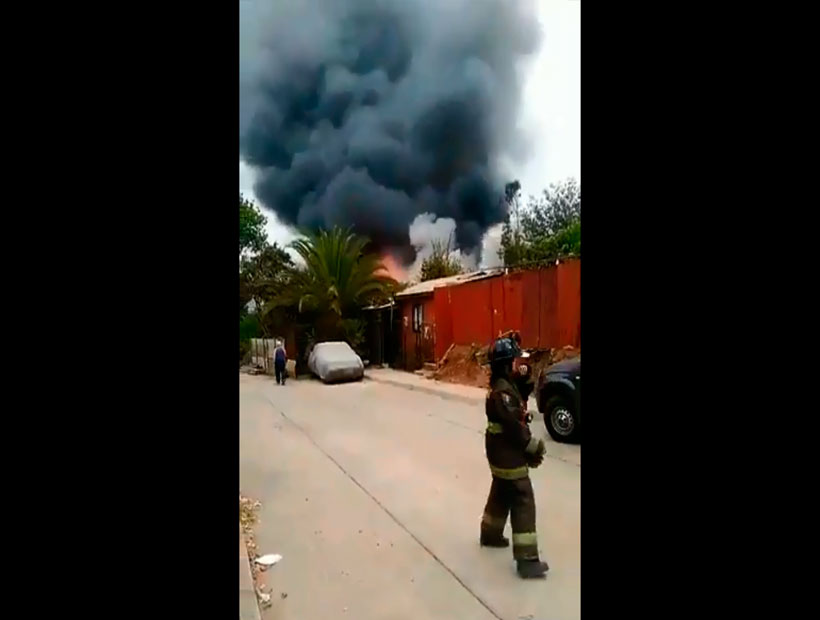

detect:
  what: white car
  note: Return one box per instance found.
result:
[307,341,364,383]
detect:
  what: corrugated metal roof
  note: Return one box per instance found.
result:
[395,270,500,298]
[362,301,396,311]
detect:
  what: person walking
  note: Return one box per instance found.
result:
[274,340,287,385]
[480,336,549,579]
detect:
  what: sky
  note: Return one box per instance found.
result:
[239,0,580,266]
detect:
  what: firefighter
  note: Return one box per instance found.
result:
[480,336,549,579]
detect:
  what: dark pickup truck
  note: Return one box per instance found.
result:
[536,356,581,443]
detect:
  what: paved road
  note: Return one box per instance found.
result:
[240,373,580,620]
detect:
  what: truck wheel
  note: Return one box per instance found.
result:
[544,395,579,443]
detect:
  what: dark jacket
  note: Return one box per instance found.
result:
[484,377,539,479]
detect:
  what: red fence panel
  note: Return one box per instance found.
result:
[417,261,581,361]
[434,287,453,360]
[450,278,494,345]
[519,270,541,348]
[538,267,559,348]
[502,272,525,337]
[491,277,505,337]
[557,260,581,348]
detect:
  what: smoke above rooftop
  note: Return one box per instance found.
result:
[239,0,541,264]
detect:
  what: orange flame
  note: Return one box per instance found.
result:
[379,253,406,281]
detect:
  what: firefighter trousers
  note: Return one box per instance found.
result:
[481,475,539,560]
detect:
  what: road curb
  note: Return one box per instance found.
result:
[365,375,485,406]
[239,525,262,620]
[366,374,544,422]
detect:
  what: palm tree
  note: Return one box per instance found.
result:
[277,227,396,341]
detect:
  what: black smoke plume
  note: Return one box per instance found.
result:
[239,0,540,263]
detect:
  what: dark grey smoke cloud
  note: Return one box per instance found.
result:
[239,0,540,262]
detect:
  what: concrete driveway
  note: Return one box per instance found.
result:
[239,372,580,620]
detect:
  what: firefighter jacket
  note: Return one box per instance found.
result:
[484,377,542,479]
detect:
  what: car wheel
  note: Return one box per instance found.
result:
[544,395,579,443]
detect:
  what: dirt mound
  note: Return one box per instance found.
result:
[434,343,580,389]
[551,345,581,363]
[529,345,581,384]
[434,344,490,389]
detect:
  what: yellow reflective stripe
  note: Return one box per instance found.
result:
[512,532,538,546]
[489,464,529,480]
[486,422,504,434]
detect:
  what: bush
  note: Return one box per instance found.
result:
[240,315,260,364]
[341,318,366,356]
[240,314,260,341]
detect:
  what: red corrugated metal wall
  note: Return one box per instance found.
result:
[503,273,524,338]
[429,259,581,355]
[397,260,580,365]
[556,260,581,348]
[539,267,559,347]
[434,287,453,360]
[520,270,541,348]
[491,277,504,336]
[450,278,494,345]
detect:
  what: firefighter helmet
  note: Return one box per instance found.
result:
[488,337,522,364]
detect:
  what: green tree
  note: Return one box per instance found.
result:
[499,180,529,267]
[420,235,464,281]
[276,227,395,342]
[239,194,267,257]
[499,178,581,267]
[240,242,295,330]
[521,178,581,239]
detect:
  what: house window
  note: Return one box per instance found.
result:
[412,304,423,332]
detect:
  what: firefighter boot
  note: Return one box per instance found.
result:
[516,559,549,579]
[480,534,509,548]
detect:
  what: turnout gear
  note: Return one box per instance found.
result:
[514,360,533,397]
[481,476,540,562]
[525,439,546,468]
[488,336,528,365]
[480,361,547,572]
[480,533,510,548]
[484,377,533,474]
[517,559,550,579]
[490,335,533,402]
